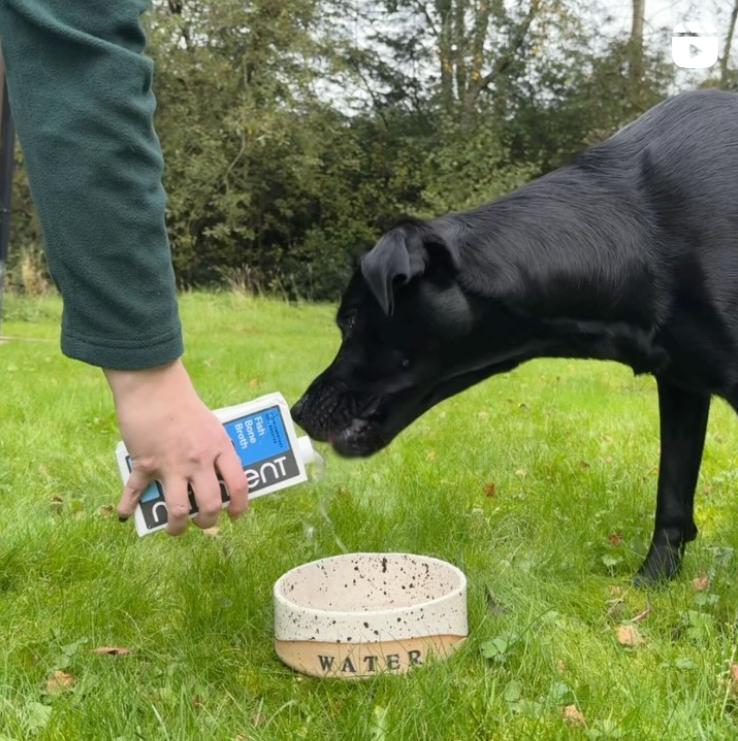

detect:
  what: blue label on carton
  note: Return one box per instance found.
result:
[224,405,291,466]
[129,403,300,532]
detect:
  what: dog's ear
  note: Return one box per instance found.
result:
[360,222,459,315]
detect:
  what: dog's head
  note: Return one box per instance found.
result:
[291,218,537,456]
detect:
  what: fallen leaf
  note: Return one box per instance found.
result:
[203,526,220,537]
[703,484,713,496]
[46,670,74,694]
[98,505,115,517]
[92,646,130,656]
[561,704,586,726]
[515,468,526,477]
[235,734,247,741]
[518,403,530,411]
[49,496,63,513]
[248,378,259,388]
[191,696,202,709]
[616,624,645,647]
[650,466,659,475]
[608,585,625,598]
[608,532,623,546]
[604,455,613,463]
[728,663,738,696]
[556,659,566,672]
[692,573,709,591]
[483,483,496,497]
[426,450,436,461]
[602,435,613,444]
[579,461,591,470]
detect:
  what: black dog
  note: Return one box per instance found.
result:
[292,89,738,584]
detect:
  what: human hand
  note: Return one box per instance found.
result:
[104,359,248,535]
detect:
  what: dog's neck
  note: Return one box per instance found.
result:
[435,163,663,328]
[435,165,671,375]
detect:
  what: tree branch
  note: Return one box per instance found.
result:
[721,0,738,83]
[411,0,440,38]
[463,0,539,110]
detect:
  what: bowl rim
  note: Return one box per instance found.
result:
[273,551,467,620]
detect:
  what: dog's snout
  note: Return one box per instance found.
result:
[290,396,307,426]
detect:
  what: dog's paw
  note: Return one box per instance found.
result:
[633,541,684,586]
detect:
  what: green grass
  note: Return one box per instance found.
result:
[3,292,738,740]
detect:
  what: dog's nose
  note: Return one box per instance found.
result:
[290,396,307,426]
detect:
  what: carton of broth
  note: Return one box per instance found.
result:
[115,392,321,536]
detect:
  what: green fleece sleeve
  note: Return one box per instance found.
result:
[0,0,183,369]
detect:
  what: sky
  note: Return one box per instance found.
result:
[601,0,734,83]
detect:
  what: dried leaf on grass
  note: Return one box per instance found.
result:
[203,526,220,537]
[250,711,267,726]
[92,646,130,656]
[98,505,115,517]
[46,670,74,694]
[607,532,623,546]
[616,624,645,647]
[727,663,738,693]
[561,704,586,725]
[692,572,709,591]
[483,483,496,497]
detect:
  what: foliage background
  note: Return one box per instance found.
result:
[5,0,738,300]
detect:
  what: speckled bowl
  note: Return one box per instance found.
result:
[273,552,468,679]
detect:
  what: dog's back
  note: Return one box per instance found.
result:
[449,89,738,392]
[583,89,738,268]
[606,91,738,388]
[571,90,738,391]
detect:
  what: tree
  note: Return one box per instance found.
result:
[629,0,645,81]
[721,0,738,85]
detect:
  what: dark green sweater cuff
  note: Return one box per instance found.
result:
[61,323,184,370]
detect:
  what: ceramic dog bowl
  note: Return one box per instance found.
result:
[273,552,468,678]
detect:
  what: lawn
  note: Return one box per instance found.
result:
[2,292,738,740]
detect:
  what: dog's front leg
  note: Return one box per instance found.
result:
[635,377,710,585]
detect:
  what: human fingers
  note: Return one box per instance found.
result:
[216,446,249,521]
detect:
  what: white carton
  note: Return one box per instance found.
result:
[115,392,320,536]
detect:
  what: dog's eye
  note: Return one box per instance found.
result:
[401,358,411,369]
